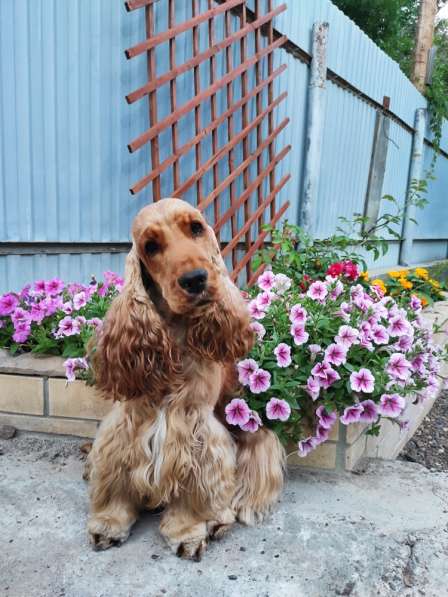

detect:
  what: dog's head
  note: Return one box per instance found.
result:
[92,198,253,400]
[132,198,223,315]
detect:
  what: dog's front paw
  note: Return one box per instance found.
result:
[176,537,208,561]
[88,516,131,551]
[206,507,235,540]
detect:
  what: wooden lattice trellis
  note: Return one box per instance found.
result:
[125,0,290,284]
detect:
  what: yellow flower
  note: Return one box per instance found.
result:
[359,271,369,281]
[419,296,428,307]
[429,279,440,288]
[372,279,386,294]
[414,267,429,280]
[388,271,402,279]
[399,278,413,290]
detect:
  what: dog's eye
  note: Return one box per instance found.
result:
[144,240,159,256]
[191,221,204,236]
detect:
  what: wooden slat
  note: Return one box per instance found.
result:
[254,0,264,235]
[128,35,286,152]
[221,174,291,256]
[230,200,290,280]
[168,0,180,190]
[192,0,203,205]
[125,0,157,12]
[126,5,286,104]
[198,117,289,212]
[173,91,287,198]
[145,3,161,200]
[207,0,220,234]
[214,145,291,232]
[130,65,286,195]
[125,0,245,58]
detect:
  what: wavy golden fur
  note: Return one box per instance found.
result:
[86,198,285,559]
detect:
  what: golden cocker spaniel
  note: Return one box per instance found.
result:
[86,198,285,560]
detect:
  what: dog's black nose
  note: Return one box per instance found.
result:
[178,269,208,295]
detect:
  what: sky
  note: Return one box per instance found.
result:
[437,2,448,22]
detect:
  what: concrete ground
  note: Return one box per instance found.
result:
[1,434,448,597]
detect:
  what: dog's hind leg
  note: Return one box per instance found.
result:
[232,427,286,525]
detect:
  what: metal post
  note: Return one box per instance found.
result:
[299,22,329,235]
[400,108,427,266]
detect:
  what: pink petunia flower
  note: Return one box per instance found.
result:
[335,325,359,348]
[248,368,271,394]
[250,321,266,342]
[19,284,31,301]
[87,317,103,331]
[386,353,411,381]
[314,424,331,445]
[73,291,87,311]
[30,302,47,323]
[240,410,262,433]
[329,280,344,301]
[225,398,251,426]
[358,400,378,423]
[62,301,73,315]
[324,343,348,367]
[237,358,259,386]
[257,270,276,292]
[290,322,309,346]
[0,293,19,316]
[56,316,81,337]
[274,273,292,294]
[274,343,292,368]
[42,296,62,317]
[12,321,31,343]
[388,316,412,338]
[311,360,332,379]
[63,357,88,383]
[256,291,275,310]
[397,419,410,434]
[395,335,413,352]
[316,405,337,429]
[350,368,375,393]
[11,307,31,325]
[378,393,405,418]
[371,324,389,345]
[45,278,65,296]
[411,354,426,376]
[340,404,364,425]
[320,367,341,389]
[34,280,47,293]
[248,299,266,320]
[266,397,291,421]
[298,437,317,457]
[307,281,328,301]
[306,376,320,400]
[289,304,307,324]
[409,295,422,312]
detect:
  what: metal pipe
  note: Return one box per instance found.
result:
[400,107,427,266]
[299,22,329,234]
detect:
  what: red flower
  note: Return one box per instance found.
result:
[299,274,311,292]
[342,260,359,280]
[327,262,344,277]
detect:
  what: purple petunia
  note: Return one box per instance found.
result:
[274,343,292,368]
[298,437,317,457]
[45,278,65,296]
[306,376,320,400]
[56,316,81,337]
[290,322,309,346]
[225,398,251,426]
[371,324,389,345]
[409,295,422,312]
[257,270,276,292]
[324,343,348,366]
[256,291,275,310]
[237,358,259,386]
[266,397,291,422]
[250,321,266,342]
[248,299,266,320]
[358,399,378,423]
[248,368,271,394]
[350,368,375,393]
[316,405,337,429]
[340,404,364,425]
[335,325,359,348]
[12,321,31,343]
[64,357,88,383]
[307,281,328,301]
[388,316,412,338]
[289,304,307,324]
[240,410,262,433]
[386,353,411,381]
[378,393,405,418]
[0,293,19,316]
[73,291,87,311]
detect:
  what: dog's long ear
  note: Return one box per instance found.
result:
[185,226,254,362]
[92,245,180,400]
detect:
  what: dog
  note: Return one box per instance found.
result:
[86,198,285,560]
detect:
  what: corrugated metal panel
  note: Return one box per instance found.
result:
[1,0,447,294]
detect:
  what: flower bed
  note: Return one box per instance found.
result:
[0,243,447,470]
